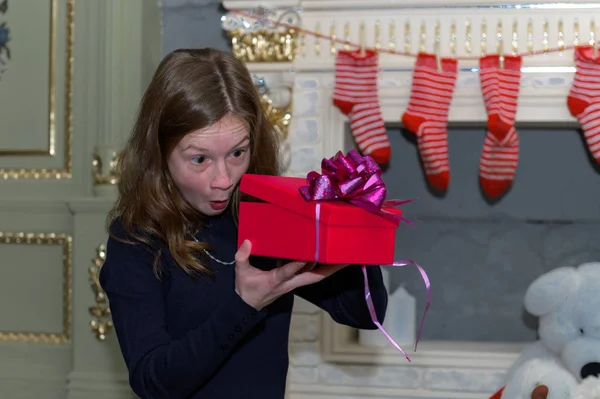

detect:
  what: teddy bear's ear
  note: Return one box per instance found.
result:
[575,262,600,279]
[524,266,579,317]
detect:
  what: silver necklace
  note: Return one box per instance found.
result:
[192,236,235,265]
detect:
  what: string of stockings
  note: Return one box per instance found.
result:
[227,9,600,198]
[331,45,600,198]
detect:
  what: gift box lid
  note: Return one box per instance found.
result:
[239,174,401,228]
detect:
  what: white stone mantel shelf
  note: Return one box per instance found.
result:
[223,0,600,11]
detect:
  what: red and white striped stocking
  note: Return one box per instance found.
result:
[567,45,600,163]
[401,53,458,191]
[478,55,522,199]
[479,55,499,129]
[333,49,391,165]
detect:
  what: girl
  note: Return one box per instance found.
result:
[100,48,388,399]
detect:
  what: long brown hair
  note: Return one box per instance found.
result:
[107,48,281,278]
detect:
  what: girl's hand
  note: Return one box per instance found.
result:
[234,240,347,310]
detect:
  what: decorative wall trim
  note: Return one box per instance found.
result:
[92,149,120,186]
[0,199,70,213]
[0,0,74,179]
[66,198,115,215]
[0,232,72,343]
[89,0,152,196]
[89,244,112,341]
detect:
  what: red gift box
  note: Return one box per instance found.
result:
[238,174,402,265]
[237,150,431,363]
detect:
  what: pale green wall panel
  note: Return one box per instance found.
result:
[0,0,163,397]
[0,345,70,398]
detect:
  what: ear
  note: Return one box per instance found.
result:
[575,262,600,279]
[524,267,579,317]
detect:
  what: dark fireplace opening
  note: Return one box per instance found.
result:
[345,124,600,342]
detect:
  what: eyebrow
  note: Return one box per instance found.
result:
[182,135,250,153]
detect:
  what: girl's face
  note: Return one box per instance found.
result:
[167,114,251,216]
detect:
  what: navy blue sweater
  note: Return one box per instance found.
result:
[100,210,388,399]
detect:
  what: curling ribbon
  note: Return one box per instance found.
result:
[361,262,430,361]
[301,150,431,361]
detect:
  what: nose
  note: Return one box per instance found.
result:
[581,362,600,379]
[211,162,233,190]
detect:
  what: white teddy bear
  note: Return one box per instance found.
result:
[572,377,600,399]
[500,262,600,399]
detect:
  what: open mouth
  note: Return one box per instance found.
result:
[209,200,229,210]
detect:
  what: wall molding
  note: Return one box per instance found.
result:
[67,198,115,215]
[0,0,74,180]
[0,232,72,344]
[67,371,131,399]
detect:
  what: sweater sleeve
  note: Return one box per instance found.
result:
[99,232,267,399]
[293,264,388,329]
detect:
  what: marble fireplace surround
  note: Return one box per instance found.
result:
[220,1,600,398]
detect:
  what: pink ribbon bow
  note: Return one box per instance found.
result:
[299,149,431,362]
[299,149,413,224]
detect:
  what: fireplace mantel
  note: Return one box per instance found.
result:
[221,2,599,397]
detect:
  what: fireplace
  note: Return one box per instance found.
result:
[221,1,600,397]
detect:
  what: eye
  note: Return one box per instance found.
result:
[191,155,206,164]
[580,328,585,335]
[231,148,247,158]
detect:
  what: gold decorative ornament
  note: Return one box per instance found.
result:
[0,0,74,180]
[0,232,72,344]
[222,8,301,63]
[89,244,113,341]
[253,75,293,140]
[260,91,292,141]
[92,149,120,185]
[229,28,298,63]
[253,75,293,173]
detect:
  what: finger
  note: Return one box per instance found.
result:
[234,240,252,269]
[299,262,317,273]
[531,385,549,399]
[283,263,348,290]
[327,263,349,269]
[310,262,348,277]
[274,260,309,282]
